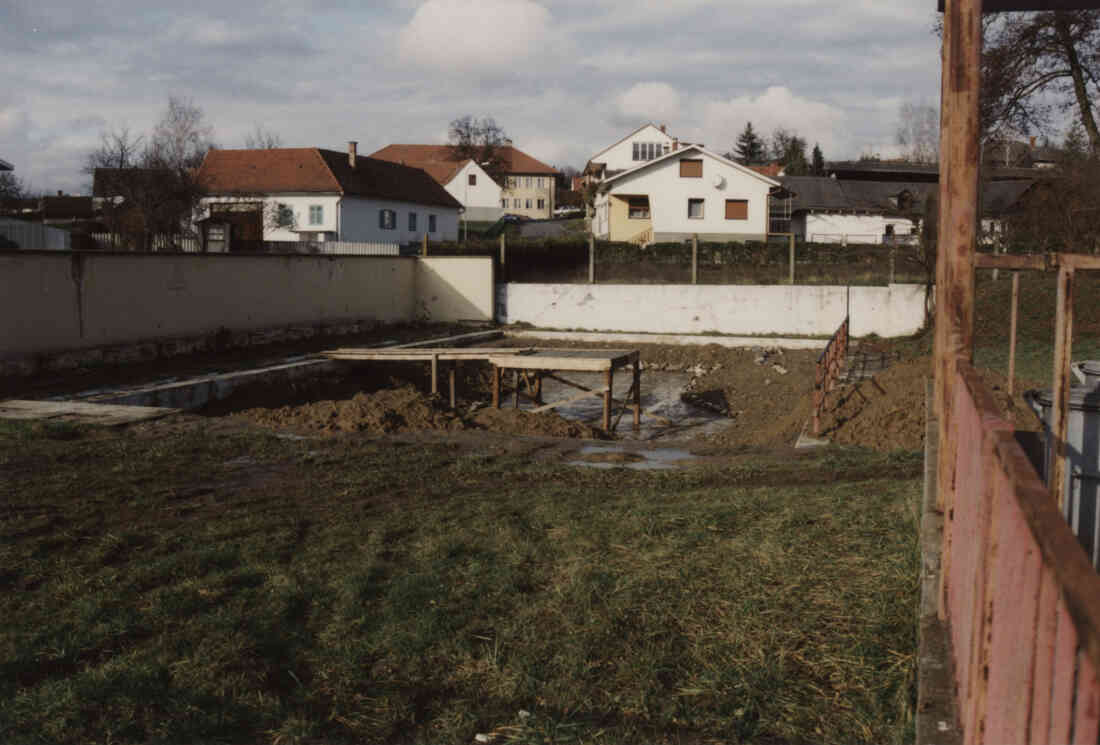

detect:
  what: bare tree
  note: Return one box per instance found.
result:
[148,96,216,172]
[447,115,510,183]
[244,124,283,150]
[0,172,29,200]
[895,101,940,164]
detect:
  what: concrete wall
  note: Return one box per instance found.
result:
[416,257,494,323]
[496,282,928,338]
[0,252,493,369]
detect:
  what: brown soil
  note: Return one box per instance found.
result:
[224,383,606,440]
[816,356,1041,452]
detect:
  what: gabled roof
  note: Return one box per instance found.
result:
[601,145,781,189]
[780,175,1033,217]
[196,148,462,209]
[370,144,558,176]
[585,123,674,167]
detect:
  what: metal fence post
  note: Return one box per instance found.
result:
[588,234,595,284]
[692,234,698,285]
[789,233,795,285]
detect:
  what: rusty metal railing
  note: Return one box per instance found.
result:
[944,361,1100,744]
[812,316,849,435]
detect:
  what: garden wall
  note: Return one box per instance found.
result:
[495,282,928,338]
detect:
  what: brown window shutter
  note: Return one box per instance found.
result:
[725,199,748,220]
[679,159,703,178]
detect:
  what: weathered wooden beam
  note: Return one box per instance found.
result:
[1051,264,1075,510]
[603,368,613,431]
[974,253,1053,271]
[1008,272,1019,397]
[530,387,608,414]
[935,0,983,621]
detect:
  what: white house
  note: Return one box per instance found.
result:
[194,142,462,251]
[591,144,781,244]
[371,143,559,221]
[583,123,678,185]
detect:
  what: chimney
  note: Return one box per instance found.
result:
[659,124,666,134]
[672,138,679,150]
[348,141,358,168]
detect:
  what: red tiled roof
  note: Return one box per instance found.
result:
[196,148,462,209]
[748,163,783,178]
[370,144,559,176]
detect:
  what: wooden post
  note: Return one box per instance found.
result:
[422,233,429,257]
[1051,265,1075,510]
[492,366,501,408]
[934,0,982,619]
[788,233,795,285]
[499,233,506,282]
[692,234,699,285]
[513,369,521,409]
[603,368,614,432]
[449,362,458,410]
[588,234,595,284]
[430,353,439,396]
[533,373,543,405]
[1008,271,1019,395]
[889,243,896,284]
[632,359,641,431]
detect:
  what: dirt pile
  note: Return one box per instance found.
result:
[233,384,605,439]
[818,356,1041,452]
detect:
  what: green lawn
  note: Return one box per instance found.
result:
[0,420,920,745]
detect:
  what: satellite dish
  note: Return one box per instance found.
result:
[712,175,726,189]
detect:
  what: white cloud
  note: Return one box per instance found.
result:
[699,86,849,156]
[613,82,681,128]
[397,0,554,73]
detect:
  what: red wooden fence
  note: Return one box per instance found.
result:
[945,361,1100,743]
[812,316,849,435]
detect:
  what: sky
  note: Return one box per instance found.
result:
[0,0,944,194]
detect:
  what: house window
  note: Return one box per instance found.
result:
[308,204,323,225]
[468,174,477,186]
[501,199,508,208]
[525,199,532,209]
[513,198,521,208]
[688,198,705,219]
[409,212,417,231]
[537,198,545,209]
[632,142,663,161]
[628,197,650,219]
[724,199,748,220]
[379,209,396,230]
[525,176,532,187]
[429,215,437,233]
[680,159,703,178]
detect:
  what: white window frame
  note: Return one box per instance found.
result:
[537,198,545,209]
[379,209,396,230]
[688,198,705,219]
[308,204,323,225]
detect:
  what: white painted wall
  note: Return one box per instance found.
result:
[199,195,341,242]
[602,151,774,239]
[496,283,927,338]
[340,196,460,243]
[592,124,676,172]
[444,161,501,212]
[796,213,916,244]
[416,257,494,322]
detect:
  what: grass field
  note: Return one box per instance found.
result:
[0,419,921,744]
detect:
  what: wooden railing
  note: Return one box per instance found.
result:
[945,361,1100,744]
[812,316,849,435]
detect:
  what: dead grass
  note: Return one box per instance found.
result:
[0,419,920,745]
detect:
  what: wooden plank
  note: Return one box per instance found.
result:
[1051,265,1075,509]
[975,253,1052,271]
[936,0,983,622]
[1060,253,1100,271]
[530,387,608,413]
[633,359,641,431]
[487,349,639,372]
[1072,650,1100,744]
[1029,563,1060,745]
[1049,595,1078,745]
[0,399,179,426]
[513,369,520,409]
[1009,272,1019,396]
[603,368,613,431]
[449,363,457,410]
[492,366,501,408]
[430,354,438,396]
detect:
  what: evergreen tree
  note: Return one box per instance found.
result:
[733,122,766,165]
[811,144,825,175]
[1063,120,1089,161]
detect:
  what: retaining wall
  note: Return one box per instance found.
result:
[495,282,928,338]
[1,252,493,373]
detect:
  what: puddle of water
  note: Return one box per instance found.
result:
[569,443,697,470]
